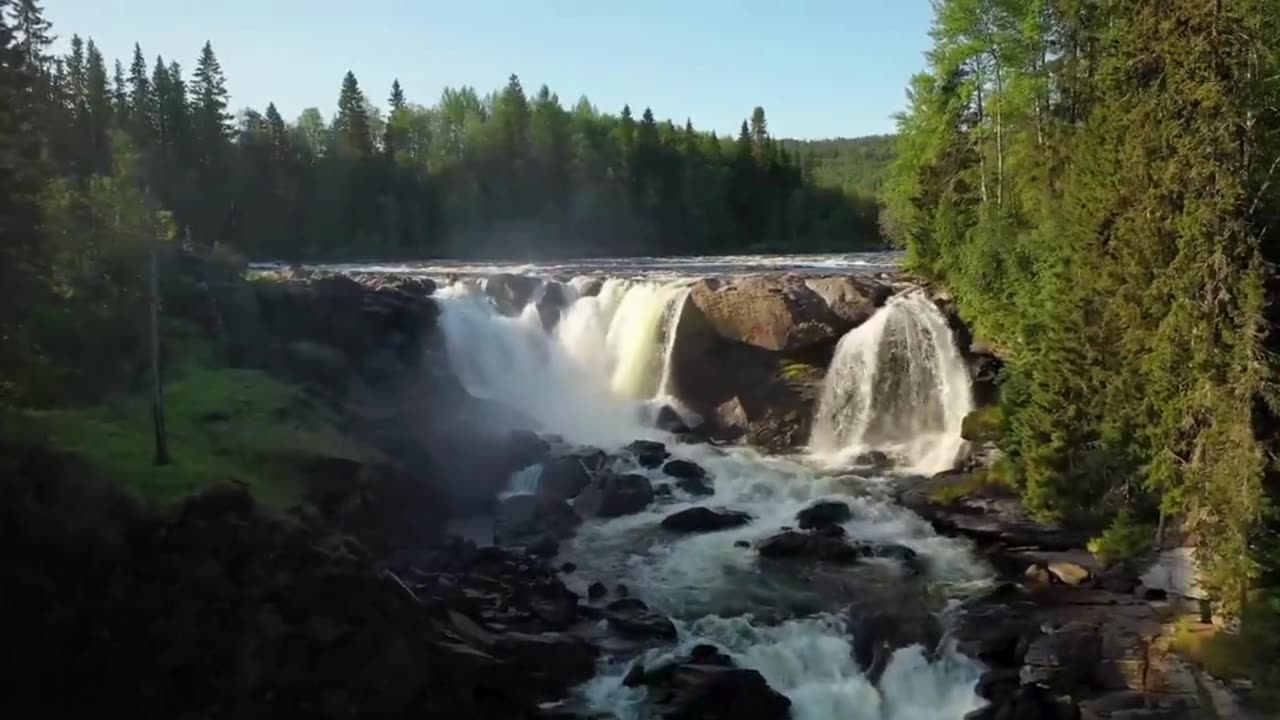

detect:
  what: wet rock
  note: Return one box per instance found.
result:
[850,607,944,685]
[604,598,677,640]
[662,459,707,481]
[485,273,540,315]
[587,582,608,601]
[495,494,583,547]
[654,405,692,434]
[654,483,673,498]
[527,536,560,557]
[537,457,593,502]
[1026,563,1054,584]
[734,540,751,549]
[560,562,577,574]
[796,501,852,530]
[852,450,893,469]
[616,583,630,598]
[536,282,569,331]
[573,448,611,474]
[676,476,714,497]
[624,661,648,688]
[975,668,1022,701]
[626,440,670,468]
[868,543,923,576]
[1097,563,1140,594]
[661,667,791,720]
[574,473,655,518]
[661,507,752,534]
[757,530,864,564]
[493,630,599,692]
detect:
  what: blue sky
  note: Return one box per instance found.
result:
[46,1,933,140]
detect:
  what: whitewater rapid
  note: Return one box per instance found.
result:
[431,275,991,719]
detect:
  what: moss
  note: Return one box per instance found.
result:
[927,468,1008,505]
[960,406,1003,443]
[30,367,381,509]
[778,361,822,384]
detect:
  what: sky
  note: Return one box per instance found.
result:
[45,0,934,140]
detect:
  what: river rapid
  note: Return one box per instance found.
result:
[348,252,994,719]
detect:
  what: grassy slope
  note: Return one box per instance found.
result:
[29,367,381,509]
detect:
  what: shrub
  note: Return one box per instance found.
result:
[1087,509,1154,566]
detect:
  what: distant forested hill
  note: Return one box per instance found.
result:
[780,135,897,199]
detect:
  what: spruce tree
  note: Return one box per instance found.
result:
[111,58,126,119]
[9,0,51,73]
[191,41,230,149]
[83,38,109,173]
[334,70,371,155]
[127,43,151,139]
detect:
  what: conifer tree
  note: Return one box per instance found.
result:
[127,43,151,139]
[334,71,371,156]
[191,41,230,149]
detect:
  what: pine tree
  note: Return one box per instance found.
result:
[191,41,230,149]
[83,38,110,173]
[384,79,405,159]
[127,43,151,139]
[111,58,126,119]
[64,34,83,108]
[749,106,769,159]
[265,101,286,145]
[10,0,52,73]
[334,70,371,155]
[388,78,405,112]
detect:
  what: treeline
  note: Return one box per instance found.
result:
[780,135,896,199]
[885,0,1280,608]
[26,25,883,261]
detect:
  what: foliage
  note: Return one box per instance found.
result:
[885,0,1280,606]
[1173,608,1280,710]
[30,367,381,508]
[1086,509,1153,567]
[959,406,1002,443]
[927,467,1008,506]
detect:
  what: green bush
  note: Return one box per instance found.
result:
[1087,509,1155,566]
[960,406,1003,443]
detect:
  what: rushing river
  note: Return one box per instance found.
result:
[325,252,993,719]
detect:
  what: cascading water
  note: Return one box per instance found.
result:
[434,277,691,446]
[810,291,973,475]
[431,273,990,720]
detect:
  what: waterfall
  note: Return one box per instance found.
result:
[434,277,691,446]
[810,291,973,474]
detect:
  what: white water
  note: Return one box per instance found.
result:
[431,276,990,720]
[810,292,973,475]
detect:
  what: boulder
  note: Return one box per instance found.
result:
[654,405,692,434]
[757,530,864,564]
[712,396,749,440]
[494,494,582,547]
[484,273,540,315]
[662,667,791,720]
[536,282,569,331]
[626,440,670,469]
[796,501,852,530]
[604,598,677,640]
[536,457,592,502]
[850,607,944,685]
[1048,560,1092,586]
[574,473,655,518]
[587,582,608,601]
[662,459,707,481]
[661,507,752,534]
[677,477,715,497]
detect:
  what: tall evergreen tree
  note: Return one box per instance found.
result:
[9,0,51,73]
[333,71,371,156]
[127,43,151,139]
[190,41,230,150]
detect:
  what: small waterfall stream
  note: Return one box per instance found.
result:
[431,276,989,720]
[810,291,973,475]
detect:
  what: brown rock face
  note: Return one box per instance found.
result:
[666,274,891,451]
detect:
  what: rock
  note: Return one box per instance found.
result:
[527,536,559,557]
[493,630,599,691]
[852,450,892,469]
[623,661,648,687]
[1048,560,1093,586]
[869,544,924,576]
[485,273,540,315]
[796,501,853,530]
[850,607,944,685]
[537,457,593,501]
[662,667,792,720]
[626,440,670,468]
[975,668,1022,701]
[573,448,611,473]
[654,405,692,433]
[494,494,583,547]
[661,507,752,533]
[1138,547,1207,600]
[734,540,751,549]
[560,562,576,574]
[1020,622,1100,691]
[587,582,608,601]
[604,598,677,640]
[713,396,749,439]
[662,459,707,481]
[536,282,569,330]
[616,583,630,598]
[757,530,865,564]
[1097,563,1140,594]
[574,473,655,518]
[676,477,714,497]
[1026,563,1054,584]
[654,483,673,498]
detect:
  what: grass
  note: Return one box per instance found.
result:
[1173,610,1280,710]
[29,367,382,509]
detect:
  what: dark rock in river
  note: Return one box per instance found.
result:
[758,529,865,563]
[484,273,540,316]
[849,607,944,685]
[626,440,670,468]
[494,494,582,547]
[587,581,608,601]
[536,456,593,501]
[574,473,655,518]
[604,598,677,640]
[661,507,752,533]
[662,459,707,480]
[796,500,852,530]
[654,404,693,434]
[629,644,790,720]
[536,281,569,331]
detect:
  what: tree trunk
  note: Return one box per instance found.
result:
[149,221,171,466]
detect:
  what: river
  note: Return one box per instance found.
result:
[334,251,993,719]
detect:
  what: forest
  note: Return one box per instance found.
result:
[883,0,1280,624]
[8,13,886,264]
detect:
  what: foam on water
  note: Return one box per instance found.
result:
[431,276,990,719]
